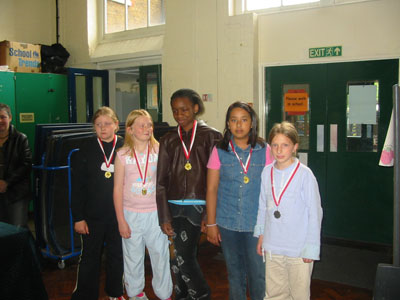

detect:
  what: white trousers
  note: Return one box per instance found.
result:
[123,210,172,299]
[264,253,314,300]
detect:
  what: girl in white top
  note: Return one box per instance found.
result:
[254,121,323,300]
[114,110,172,300]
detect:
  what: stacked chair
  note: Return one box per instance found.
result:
[33,121,173,268]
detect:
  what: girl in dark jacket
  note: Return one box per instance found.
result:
[156,89,222,300]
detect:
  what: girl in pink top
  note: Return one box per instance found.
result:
[114,110,172,300]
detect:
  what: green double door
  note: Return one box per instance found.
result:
[266,59,398,244]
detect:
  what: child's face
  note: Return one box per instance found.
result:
[228,107,252,142]
[94,115,118,142]
[171,97,199,132]
[271,133,298,169]
[128,116,153,143]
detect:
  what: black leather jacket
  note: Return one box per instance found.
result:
[1,125,32,203]
[156,120,222,225]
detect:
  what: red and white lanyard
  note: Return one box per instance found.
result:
[133,143,150,186]
[178,120,198,161]
[271,160,300,208]
[229,140,253,175]
[97,135,117,168]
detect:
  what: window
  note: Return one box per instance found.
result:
[246,0,319,11]
[105,0,165,34]
[281,84,310,151]
[346,81,379,152]
[242,0,371,13]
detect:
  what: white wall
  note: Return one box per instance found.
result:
[58,0,95,68]
[258,0,400,65]
[162,0,258,131]
[0,0,55,45]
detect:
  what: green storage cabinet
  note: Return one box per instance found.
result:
[14,73,69,154]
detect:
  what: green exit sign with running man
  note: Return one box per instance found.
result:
[309,46,342,58]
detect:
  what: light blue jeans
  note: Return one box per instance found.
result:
[219,226,265,300]
[122,210,172,299]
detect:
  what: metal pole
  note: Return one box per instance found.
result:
[393,84,400,267]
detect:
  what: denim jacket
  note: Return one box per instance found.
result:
[216,140,267,232]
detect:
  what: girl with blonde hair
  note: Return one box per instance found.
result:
[114,109,172,300]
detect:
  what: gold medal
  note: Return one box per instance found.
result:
[185,162,192,171]
[105,171,112,178]
[243,175,249,184]
[142,188,147,195]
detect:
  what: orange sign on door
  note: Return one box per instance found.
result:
[284,93,309,112]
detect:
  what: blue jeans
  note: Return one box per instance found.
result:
[219,226,265,300]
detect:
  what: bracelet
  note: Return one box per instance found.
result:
[206,223,217,227]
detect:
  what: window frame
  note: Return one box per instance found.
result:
[102,0,165,41]
[235,0,375,15]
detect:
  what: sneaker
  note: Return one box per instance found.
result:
[129,292,149,300]
[109,297,126,300]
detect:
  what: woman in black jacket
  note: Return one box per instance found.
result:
[0,103,32,227]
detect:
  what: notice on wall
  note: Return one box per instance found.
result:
[284,92,309,112]
[19,113,35,123]
[348,85,377,124]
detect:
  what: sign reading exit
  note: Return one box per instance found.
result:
[309,46,342,58]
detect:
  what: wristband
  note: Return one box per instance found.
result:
[206,223,217,227]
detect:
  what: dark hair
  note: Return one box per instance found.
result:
[218,101,264,151]
[0,103,11,117]
[170,89,205,116]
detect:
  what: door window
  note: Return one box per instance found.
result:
[75,76,87,123]
[346,81,379,152]
[281,84,310,150]
[68,68,109,123]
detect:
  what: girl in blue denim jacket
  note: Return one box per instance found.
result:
[206,102,273,300]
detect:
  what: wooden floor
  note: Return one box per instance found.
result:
[41,242,373,300]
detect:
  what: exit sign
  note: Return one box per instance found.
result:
[309,46,342,58]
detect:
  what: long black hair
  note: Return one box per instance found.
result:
[217,101,264,151]
[170,88,205,116]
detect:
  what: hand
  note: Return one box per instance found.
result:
[201,219,207,233]
[257,235,264,256]
[0,180,8,193]
[161,222,175,236]
[118,220,131,239]
[206,225,221,246]
[74,220,89,235]
[303,258,314,263]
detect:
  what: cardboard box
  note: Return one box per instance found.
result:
[0,40,41,73]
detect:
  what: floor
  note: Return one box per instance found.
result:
[40,241,379,300]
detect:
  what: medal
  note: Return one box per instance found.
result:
[229,141,253,183]
[185,162,192,171]
[133,143,150,195]
[271,160,300,217]
[178,120,198,171]
[98,135,117,179]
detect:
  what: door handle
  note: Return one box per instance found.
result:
[330,124,338,152]
[317,124,324,152]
